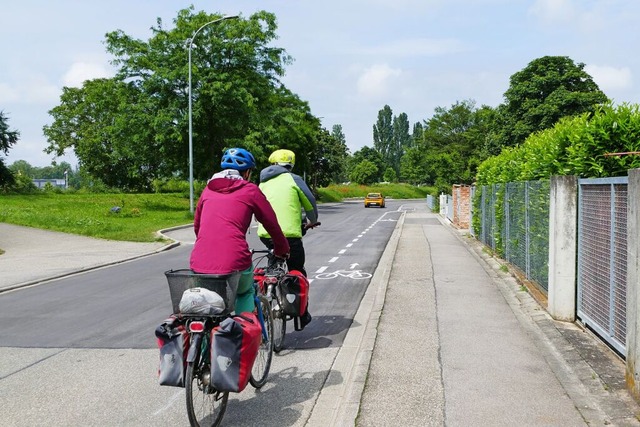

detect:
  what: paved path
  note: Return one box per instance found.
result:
[0,223,174,292]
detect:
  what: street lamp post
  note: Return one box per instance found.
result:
[188,15,239,214]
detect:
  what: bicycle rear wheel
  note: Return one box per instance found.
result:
[249,294,273,388]
[271,285,287,353]
[185,361,228,427]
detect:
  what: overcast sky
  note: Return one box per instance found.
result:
[1,0,638,168]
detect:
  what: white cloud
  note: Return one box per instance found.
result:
[585,64,633,91]
[529,0,576,22]
[0,83,20,103]
[528,0,610,32]
[357,64,402,98]
[362,38,465,57]
[63,61,113,88]
[0,75,60,105]
[23,76,61,104]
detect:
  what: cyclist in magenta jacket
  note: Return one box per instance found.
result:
[190,148,289,313]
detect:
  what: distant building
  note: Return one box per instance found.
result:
[32,179,66,189]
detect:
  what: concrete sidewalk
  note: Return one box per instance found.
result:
[316,209,640,426]
[0,222,181,292]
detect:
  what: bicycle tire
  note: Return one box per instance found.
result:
[185,360,228,427]
[249,294,273,388]
[271,285,287,353]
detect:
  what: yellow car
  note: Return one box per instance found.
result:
[364,192,385,208]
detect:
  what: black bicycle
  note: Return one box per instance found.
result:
[253,251,289,352]
[253,221,320,352]
[164,270,273,427]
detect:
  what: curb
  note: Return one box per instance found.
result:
[306,211,406,426]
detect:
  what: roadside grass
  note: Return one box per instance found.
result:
[0,193,192,242]
[0,182,432,243]
[317,183,433,201]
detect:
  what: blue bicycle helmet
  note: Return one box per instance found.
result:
[220,148,256,171]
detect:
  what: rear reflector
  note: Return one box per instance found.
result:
[189,321,205,333]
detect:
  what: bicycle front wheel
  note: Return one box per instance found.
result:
[250,294,273,388]
[271,285,287,353]
[185,361,229,427]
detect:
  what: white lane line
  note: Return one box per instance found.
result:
[154,390,183,415]
[338,249,346,254]
[346,243,353,248]
[329,257,339,263]
[316,266,328,274]
[352,238,359,242]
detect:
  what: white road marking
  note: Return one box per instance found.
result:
[154,390,183,415]
[329,257,339,263]
[338,249,346,254]
[316,266,328,274]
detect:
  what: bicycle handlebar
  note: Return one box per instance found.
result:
[303,221,321,230]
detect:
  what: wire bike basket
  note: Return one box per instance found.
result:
[164,269,240,315]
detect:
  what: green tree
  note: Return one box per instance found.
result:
[350,159,378,185]
[495,55,609,147]
[383,167,397,183]
[406,100,491,186]
[8,160,35,177]
[411,122,424,147]
[391,112,410,175]
[400,146,429,185]
[308,125,349,189]
[0,111,19,187]
[44,78,158,190]
[44,8,318,191]
[373,105,394,168]
[349,146,384,182]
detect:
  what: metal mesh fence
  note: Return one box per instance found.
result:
[474,180,550,291]
[577,178,628,354]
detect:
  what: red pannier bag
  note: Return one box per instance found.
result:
[210,312,262,392]
[280,270,309,317]
[253,267,266,293]
[155,315,190,387]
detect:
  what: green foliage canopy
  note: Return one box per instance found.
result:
[0,111,19,187]
[43,8,321,191]
[494,55,609,148]
[476,103,640,185]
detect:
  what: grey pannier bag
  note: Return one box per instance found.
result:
[155,315,189,387]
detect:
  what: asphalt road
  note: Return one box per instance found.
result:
[0,199,413,426]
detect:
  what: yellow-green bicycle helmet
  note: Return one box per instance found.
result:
[268,149,295,168]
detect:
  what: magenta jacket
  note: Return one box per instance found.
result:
[190,176,289,274]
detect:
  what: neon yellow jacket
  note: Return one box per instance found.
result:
[257,165,318,239]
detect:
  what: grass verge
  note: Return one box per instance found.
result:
[0,193,192,242]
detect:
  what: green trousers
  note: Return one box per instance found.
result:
[234,266,256,313]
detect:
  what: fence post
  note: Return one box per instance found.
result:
[626,169,640,398]
[547,175,578,321]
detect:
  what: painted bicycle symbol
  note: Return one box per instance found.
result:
[314,269,372,280]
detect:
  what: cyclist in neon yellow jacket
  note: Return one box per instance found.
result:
[257,149,318,328]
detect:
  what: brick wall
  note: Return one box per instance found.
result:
[452,185,471,229]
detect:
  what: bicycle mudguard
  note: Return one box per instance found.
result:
[187,333,202,363]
